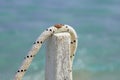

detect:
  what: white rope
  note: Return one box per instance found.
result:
[14,24,78,80]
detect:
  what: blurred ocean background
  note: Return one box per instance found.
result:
[0,0,120,80]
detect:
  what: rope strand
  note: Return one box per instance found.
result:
[14,24,78,80]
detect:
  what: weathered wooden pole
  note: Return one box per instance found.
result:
[45,32,72,80]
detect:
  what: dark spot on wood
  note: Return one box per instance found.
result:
[37,41,39,43]
[17,70,20,72]
[73,40,76,43]
[27,56,29,58]
[71,42,73,44]
[21,70,23,72]
[54,24,64,29]
[70,56,72,58]
[40,41,43,44]
[49,29,52,31]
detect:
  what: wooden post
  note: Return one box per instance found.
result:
[45,32,72,80]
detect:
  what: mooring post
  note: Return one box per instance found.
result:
[45,32,72,80]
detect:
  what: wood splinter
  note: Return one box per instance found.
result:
[54,24,64,29]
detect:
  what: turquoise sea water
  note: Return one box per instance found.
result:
[0,0,120,80]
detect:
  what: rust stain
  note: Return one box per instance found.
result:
[54,24,64,29]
